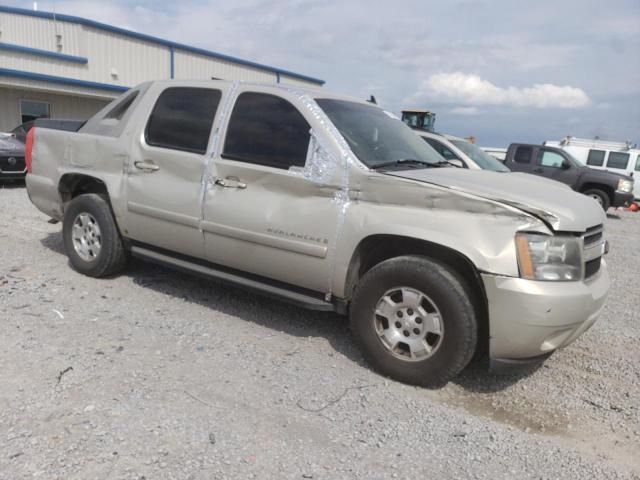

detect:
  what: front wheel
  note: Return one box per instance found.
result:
[582,188,610,211]
[62,194,128,277]
[350,255,478,388]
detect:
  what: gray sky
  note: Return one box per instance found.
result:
[12,0,640,146]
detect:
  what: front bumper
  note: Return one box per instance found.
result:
[482,261,610,360]
[612,191,634,208]
[0,155,26,179]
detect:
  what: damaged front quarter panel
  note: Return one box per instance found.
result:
[330,171,552,298]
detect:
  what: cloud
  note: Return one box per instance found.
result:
[4,0,638,145]
[450,106,480,115]
[413,72,591,109]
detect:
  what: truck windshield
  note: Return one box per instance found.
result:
[315,98,443,169]
[450,140,510,172]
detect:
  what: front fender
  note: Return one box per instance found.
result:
[331,200,548,298]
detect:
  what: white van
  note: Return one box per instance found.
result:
[545,137,640,200]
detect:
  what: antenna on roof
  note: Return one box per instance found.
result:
[367,95,377,105]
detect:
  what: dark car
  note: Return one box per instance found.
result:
[0,130,27,180]
[10,120,35,143]
[504,143,635,210]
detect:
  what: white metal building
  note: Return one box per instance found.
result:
[0,5,325,132]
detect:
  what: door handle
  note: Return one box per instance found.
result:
[214,176,247,189]
[134,160,160,172]
[533,168,543,173]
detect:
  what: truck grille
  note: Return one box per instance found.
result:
[0,155,26,173]
[582,224,604,280]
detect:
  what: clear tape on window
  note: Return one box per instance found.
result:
[289,129,337,184]
[294,92,362,296]
[200,82,239,221]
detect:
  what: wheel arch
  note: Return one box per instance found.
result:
[58,173,109,204]
[57,173,125,234]
[580,182,613,203]
[343,234,490,357]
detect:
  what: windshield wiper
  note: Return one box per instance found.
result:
[372,158,439,170]
[433,160,462,168]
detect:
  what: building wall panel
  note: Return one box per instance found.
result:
[0,75,120,99]
[85,27,169,86]
[0,12,85,56]
[173,50,276,83]
[279,75,324,89]
[1,12,322,89]
[0,86,109,131]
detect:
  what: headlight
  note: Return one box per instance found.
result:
[515,233,582,281]
[617,179,633,193]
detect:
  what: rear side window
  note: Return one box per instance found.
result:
[606,152,630,170]
[223,92,310,169]
[423,138,460,161]
[586,149,606,167]
[514,146,532,164]
[146,87,221,154]
[635,155,640,172]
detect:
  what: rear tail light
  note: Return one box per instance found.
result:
[25,127,35,173]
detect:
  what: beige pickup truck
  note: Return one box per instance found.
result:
[25,80,610,387]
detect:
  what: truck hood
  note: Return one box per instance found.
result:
[389,168,605,232]
[577,164,633,181]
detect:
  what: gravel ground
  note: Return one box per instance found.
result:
[1,182,639,479]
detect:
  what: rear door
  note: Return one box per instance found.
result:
[507,145,535,173]
[585,149,606,172]
[605,151,632,176]
[201,89,343,293]
[124,86,222,258]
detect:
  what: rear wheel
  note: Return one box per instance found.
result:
[62,194,127,277]
[350,255,478,388]
[582,188,610,211]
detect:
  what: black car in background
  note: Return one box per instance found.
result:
[0,123,29,180]
[10,120,35,143]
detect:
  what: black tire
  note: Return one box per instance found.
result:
[62,193,127,277]
[582,188,610,211]
[350,255,478,388]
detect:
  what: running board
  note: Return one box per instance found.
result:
[130,245,335,312]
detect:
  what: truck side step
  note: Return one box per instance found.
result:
[130,245,336,312]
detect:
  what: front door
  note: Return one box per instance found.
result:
[202,90,343,293]
[535,148,577,188]
[125,86,222,257]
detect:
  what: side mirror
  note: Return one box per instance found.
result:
[449,159,465,168]
[562,159,571,170]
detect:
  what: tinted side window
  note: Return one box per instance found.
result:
[423,138,460,161]
[635,155,640,172]
[606,152,630,170]
[223,92,310,169]
[146,87,221,154]
[586,149,605,167]
[539,150,565,168]
[514,146,532,164]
